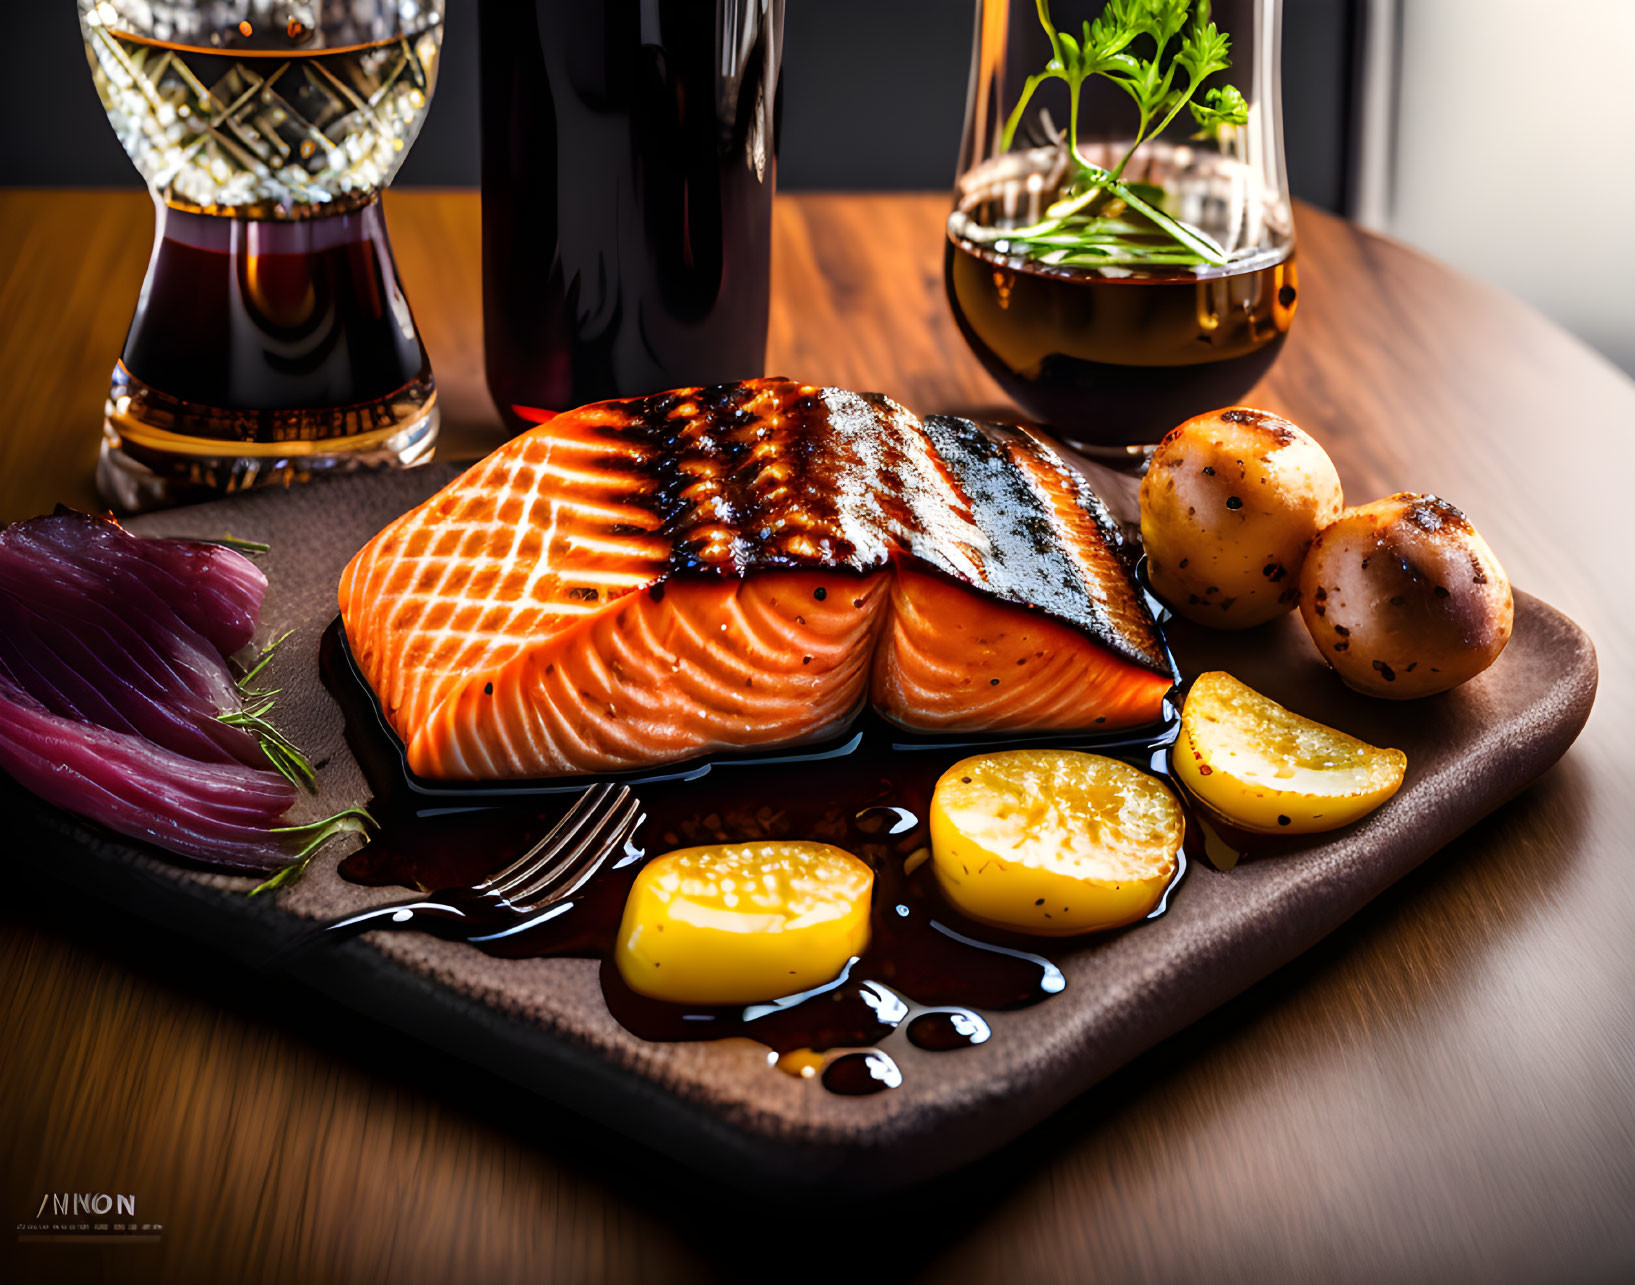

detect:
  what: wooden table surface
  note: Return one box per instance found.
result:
[2,190,1631,1284]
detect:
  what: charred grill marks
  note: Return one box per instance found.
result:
[553,380,1165,676]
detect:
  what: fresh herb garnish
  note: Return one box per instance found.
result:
[250,808,377,896]
[236,627,292,697]
[227,631,376,893]
[222,629,320,792]
[203,533,271,555]
[221,695,318,792]
[994,0,1249,268]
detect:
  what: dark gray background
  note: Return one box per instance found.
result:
[1,2,1360,212]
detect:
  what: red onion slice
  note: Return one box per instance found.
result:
[0,511,340,877]
[2,511,266,655]
[0,672,295,870]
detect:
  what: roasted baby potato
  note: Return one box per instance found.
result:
[929,749,1183,936]
[1140,407,1344,628]
[615,841,873,1005]
[1299,493,1512,699]
[1174,670,1407,834]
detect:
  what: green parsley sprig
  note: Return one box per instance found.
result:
[996,0,1249,268]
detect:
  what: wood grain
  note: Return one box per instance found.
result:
[2,190,1633,1283]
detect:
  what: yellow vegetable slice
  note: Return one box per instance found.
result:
[1174,671,1406,835]
[929,750,1183,937]
[615,841,873,1005]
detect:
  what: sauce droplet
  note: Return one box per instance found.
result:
[821,1050,902,1095]
[907,1009,992,1050]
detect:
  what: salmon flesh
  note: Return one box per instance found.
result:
[338,380,1172,779]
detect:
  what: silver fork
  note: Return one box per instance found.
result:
[285,783,644,958]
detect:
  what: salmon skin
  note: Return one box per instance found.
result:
[339,379,1172,779]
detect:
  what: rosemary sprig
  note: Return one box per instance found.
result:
[201,533,271,555]
[222,696,318,792]
[236,628,293,696]
[250,808,378,896]
[226,631,376,896]
[222,631,318,792]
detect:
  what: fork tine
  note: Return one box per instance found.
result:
[481,782,615,896]
[480,784,608,896]
[506,806,640,913]
[548,797,644,902]
[488,783,631,901]
[508,790,643,909]
[506,788,638,906]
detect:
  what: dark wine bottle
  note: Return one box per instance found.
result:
[478,0,784,431]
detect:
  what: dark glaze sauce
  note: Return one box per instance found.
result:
[322,587,1252,1092]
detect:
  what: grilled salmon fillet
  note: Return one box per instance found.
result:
[338,380,1171,779]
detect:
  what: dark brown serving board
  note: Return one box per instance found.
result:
[10,466,1597,1195]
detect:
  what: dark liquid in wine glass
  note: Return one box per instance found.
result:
[945,235,1298,451]
[119,204,429,440]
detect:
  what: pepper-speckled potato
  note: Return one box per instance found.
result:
[1140,407,1344,628]
[1298,493,1512,698]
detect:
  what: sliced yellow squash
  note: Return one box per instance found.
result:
[929,749,1183,936]
[614,841,872,1005]
[1174,671,1406,835]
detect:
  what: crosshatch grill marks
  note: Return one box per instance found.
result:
[337,379,1174,778]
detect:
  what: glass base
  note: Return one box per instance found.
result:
[97,375,439,513]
